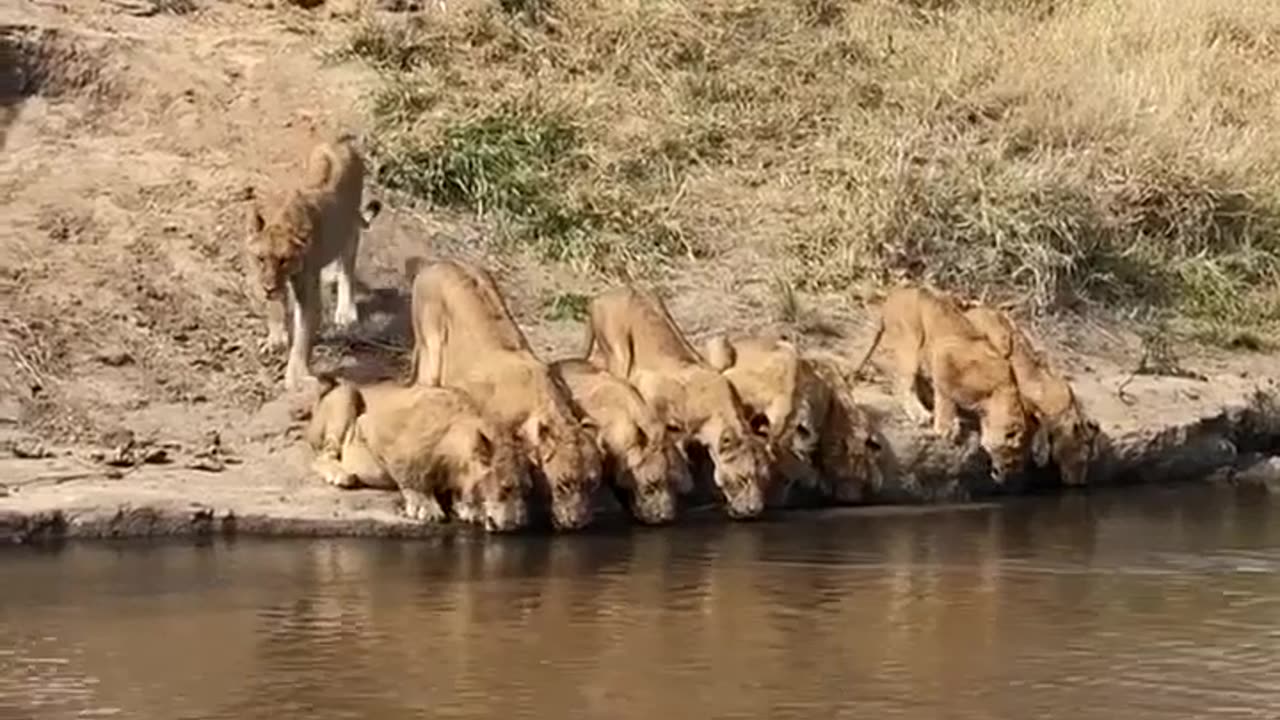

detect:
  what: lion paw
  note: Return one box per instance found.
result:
[332,303,359,330]
[284,367,320,394]
[402,490,447,523]
[324,470,360,489]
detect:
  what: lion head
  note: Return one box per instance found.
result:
[449,425,531,533]
[981,385,1032,483]
[611,420,687,525]
[245,194,314,298]
[522,411,604,530]
[1034,409,1100,487]
[696,412,770,519]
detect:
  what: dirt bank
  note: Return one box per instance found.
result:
[2,1,1278,544]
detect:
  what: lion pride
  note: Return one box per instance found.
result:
[853,285,1031,482]
[245,133,381,391]
[305,375,530,531]
[550,359,692,525]
[408,259,604,530]
[583,286,771,519]
[962,304,1100,486]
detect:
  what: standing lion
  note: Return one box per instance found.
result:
[245,133,381,391]
[854,285,1031,482]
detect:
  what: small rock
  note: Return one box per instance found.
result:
[0,396,20,425]
[1236,456,1280,492]
[187,456,224,473]
[104,468,124,480]
[105,447,137,467]
[142,448,170,465]
[96,348,134,367]
[101,429,136,448]
[12,439,51,459]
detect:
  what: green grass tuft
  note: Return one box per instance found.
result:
[543,291,590,322]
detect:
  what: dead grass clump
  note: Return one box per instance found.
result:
[339,0,1280,340]
[329,16,434,71]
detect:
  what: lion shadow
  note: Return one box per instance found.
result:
[313,281,414,385]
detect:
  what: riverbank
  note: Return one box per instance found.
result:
[3,366,1277,544]
[3,1,1279,544]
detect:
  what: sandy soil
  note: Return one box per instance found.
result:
[1,0,1278,541]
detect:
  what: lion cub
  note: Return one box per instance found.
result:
[584,287,771,519]
[408,259,604,531]
[550,358,692,525]
[246,133,381,391]
[854,285,1031,481]
[305,376,530,532]
[962,305,1100,486]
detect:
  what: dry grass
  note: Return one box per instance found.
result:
[338,0,1280,340]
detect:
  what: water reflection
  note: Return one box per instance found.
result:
[2,486,1280,719]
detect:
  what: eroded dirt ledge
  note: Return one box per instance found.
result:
[3,377,1277,545]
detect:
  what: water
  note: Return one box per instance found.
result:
[3,486,1280,720]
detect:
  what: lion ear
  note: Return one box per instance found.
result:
[748,412,771,438]
[524,416,552,446]
[704,334,736,372]
[718,428,740,452]
[246,203,266,235]
[473,431,494,464]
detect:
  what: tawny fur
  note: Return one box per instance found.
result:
[583,286,770,519]
[962,305,1100,486]
[408,259,603,530]
[704,333,819,498]
[852,285,1031,481]
[550,359,692,525]
[304,376,530,531]
[709,335,885,503]
[245,133,381,391]
[806,354,887,502]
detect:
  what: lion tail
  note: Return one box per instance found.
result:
[850,315,885,381]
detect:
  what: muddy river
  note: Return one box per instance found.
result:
[3,485,1280,719]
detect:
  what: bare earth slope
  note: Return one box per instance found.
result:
[1,1,1277,541]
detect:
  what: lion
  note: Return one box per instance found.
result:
[852,285,1031,482]
[408,259,604,530]
[962,304,1100,486]
[806,354,888,502]
[550,359,693,525]
[707,335,884,503]
[583,286,771,519]
[304,375,530,531]
[245,132,382,391]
